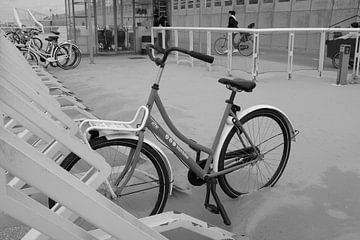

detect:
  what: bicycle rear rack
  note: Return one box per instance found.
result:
[79,105,149,145]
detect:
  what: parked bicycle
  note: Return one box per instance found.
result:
[214,23,255,56]
[50,45,297,226]
[5,27,43,49]
[18,31,81,70]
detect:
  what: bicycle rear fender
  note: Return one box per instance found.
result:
[213,104,296,172]
[105,134,174,195]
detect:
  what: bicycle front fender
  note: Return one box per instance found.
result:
[213,105,296,172]
[105,133,174,195]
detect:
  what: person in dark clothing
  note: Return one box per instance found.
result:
[227,10,238,28]
[227,11,238,52]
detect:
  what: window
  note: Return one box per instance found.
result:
[249,0,258,4]
[205,0,211,7]
[263,0,273,3]
[214,0,221,7]
[196,0,201,7]
[278,0,289,2]
[236,0,244,4]
[180,0,186,9]
[188,0,194,8]
[224,0,232,6]
[173,0,179,9]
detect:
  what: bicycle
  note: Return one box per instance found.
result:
[50,45,297,226]
[5,27,43,49]
[43,30,82,70]
[18,33,81,70]
[214,23,255,56]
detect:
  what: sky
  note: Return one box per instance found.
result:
[0,0,65,23]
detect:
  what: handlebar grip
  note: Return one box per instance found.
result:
[189,51,214,64]
[146,44,165,65]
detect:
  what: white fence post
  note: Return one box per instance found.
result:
[352,32,360,80]
[175,30,179,64]
[287,32,295,80]
[189,30,194,67]
[252,32,260,81]
[227,31,232,76]
[207,31,212,71]
[162,29,166,48]
[318,31,326,77]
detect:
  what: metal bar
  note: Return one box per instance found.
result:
[352,32,360,79]
[207,31,211,71]
[175,30,179,63]
[318,31,326,77]
[252,32,259,81]
[287,32,294,80]
[189,30,194,67]
[227,31,232,76]
[87,0,94,64]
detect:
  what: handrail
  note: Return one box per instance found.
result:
[329,15,360,28]
[151,26,360,80]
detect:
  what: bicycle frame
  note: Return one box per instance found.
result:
[138,67,259,181]
[25,39,66,66]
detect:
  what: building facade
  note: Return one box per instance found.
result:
[172,0,360,51]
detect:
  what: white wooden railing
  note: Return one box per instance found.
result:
[152,26,360,81]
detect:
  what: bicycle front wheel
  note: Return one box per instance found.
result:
[332,52,340,69]
[237,39,253,56]
[58,44,82,70]
[54,46,70,68]
[31,37,43,50]
[49,137,169,221]
[214,37,228,55]
[20,49,38,66]
[218,109,291,198]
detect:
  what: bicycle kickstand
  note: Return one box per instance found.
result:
[204,178,231,225]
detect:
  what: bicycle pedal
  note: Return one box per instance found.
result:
[205,204,220,214]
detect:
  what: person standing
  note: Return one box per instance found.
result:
[227,10,238,28]
[227,10,238,52]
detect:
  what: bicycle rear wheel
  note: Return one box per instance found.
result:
[237,39,253,56]
[218,108,291,198]
[49,137,169,222]
[214,37,228,55]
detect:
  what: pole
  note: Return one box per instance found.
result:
[87,0,94,63]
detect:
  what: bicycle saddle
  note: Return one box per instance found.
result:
[45,36,59,42]
[218,78,256,92]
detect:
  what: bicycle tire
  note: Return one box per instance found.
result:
[54,46,70,69]
[20,49,39,66]
[332,52,340,69]
[218,108,291,198]
[48,137,170,220]
[31,37,43,50]
[237,39,253,56]
[214,37,228,55]
[5,32,20,44]
[57,44,82,70]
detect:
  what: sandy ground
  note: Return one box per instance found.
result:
[2,53,360,240]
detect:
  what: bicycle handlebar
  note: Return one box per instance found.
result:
[146,44,214,66]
